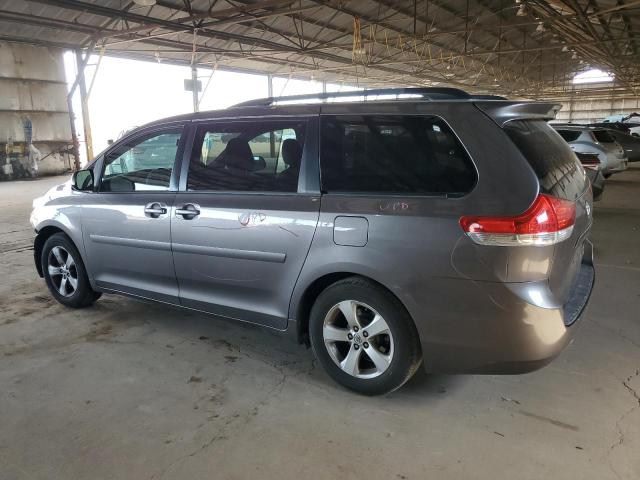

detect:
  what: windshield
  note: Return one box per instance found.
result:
[555,129,581,142]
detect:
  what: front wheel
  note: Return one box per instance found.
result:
[41,233,101,308]
[309,277,422,395]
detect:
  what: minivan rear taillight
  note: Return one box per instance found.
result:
[459,194,576,246]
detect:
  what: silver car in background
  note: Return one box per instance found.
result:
[605,128,640,163]
[552,124,627,177]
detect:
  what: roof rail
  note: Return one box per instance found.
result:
[232,87,472,108]
[470,94,508,100]
[551,122,588,126]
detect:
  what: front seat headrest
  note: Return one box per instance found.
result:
[218,137,255,171]
[281,139,302,168]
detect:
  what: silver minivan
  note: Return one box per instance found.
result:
[553,124,628,177]
[31,88,595,395]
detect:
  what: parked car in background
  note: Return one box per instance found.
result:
[600,113,640,136]
[552,124,627,177]
[575,152,604,201]
[589,121,632,134]
[31,88,595,395]
[603,129,640,162]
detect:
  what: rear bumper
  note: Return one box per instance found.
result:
[417,242,595,374]
[605,159,628,174]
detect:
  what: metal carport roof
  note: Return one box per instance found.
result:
[0,0,638,99]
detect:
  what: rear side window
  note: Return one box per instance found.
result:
[555,129,581,142]
[320,115,476,196]
[187,120,306,192]
[592,130,614,143]
[505,120,586,200]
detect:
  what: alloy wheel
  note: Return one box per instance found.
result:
[47,246,78,297]
[322,300,394,379]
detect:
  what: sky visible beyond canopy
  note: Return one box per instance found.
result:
[64,53,357,163]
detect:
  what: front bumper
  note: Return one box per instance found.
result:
[417,242,595,374]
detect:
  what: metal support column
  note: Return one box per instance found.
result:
[66,96,81,171]
[267,74,274,98]
[67,42,95,170]
[568,83,575,122]
[191,65,199,113]
[76,50,93,163]
[267,75,276,157]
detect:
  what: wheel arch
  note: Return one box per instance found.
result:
[291,271,416,346]
[34,225,67,277]
[33,223,86,278]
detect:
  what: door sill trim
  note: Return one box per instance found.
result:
[97,287,289,333]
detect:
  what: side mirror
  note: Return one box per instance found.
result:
[72,169,94,191]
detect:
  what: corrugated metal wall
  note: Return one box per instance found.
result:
[0,41,73,180]
[555,83,640,124]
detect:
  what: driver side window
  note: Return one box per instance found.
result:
[100,130,182,192]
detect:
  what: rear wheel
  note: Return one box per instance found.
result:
[309,277,422,395]
[41,233,101,308]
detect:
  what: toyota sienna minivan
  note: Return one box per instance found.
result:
[31,88,595,395]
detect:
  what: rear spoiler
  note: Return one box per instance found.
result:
[474,101,562,127]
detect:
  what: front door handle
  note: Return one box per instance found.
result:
[144,202,168,218]
[175,203,200,219]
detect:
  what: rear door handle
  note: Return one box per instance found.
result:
[144,202,168,218]
[175,203,200,219]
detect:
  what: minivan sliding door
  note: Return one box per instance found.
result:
[171,117,320,329]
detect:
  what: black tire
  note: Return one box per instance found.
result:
[309,276,422,395]
[41,233,100,308]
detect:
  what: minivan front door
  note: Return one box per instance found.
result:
[82,126,184,303]
[171,118,320,329]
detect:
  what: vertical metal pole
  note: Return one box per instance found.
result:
[267,75,275,158]
[464,0,469,54]
[609,80,616,117]
[267,74,274,98]
[191,65,199,113]
[76,50,93,164]
[66,96,81,171]
[568,83,575,122]
[413,0,417,36]
[322,81,327,94]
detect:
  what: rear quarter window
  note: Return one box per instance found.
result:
[555,129,581,142]
[592,130,614,143]
[320,115,476,196]
[505,120,587,201]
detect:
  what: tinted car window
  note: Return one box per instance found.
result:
[505,120,586,200]
[100,131,181,192]
[320,115,476,195]
[555,129,581,142]
[592,130,614,143]
[187,121,306,192]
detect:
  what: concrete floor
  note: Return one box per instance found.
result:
[1,169,639,480]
